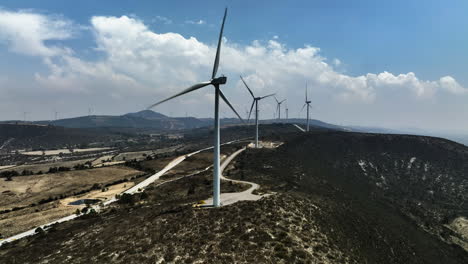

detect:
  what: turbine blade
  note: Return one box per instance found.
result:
[274,96,279,104]
[219,89,244,123]
[280,99,286,104]
[147,81,211,109]
[212,8,227,79]
[305,82,308,102]
[259,93,275,99]
[247,100,255,121]
[240,75,255,98]
[300,103,306,113]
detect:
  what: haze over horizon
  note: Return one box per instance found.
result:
[1,0,468,133]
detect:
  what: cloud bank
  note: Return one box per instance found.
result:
[0,9,466,130]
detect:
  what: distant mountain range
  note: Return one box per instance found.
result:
[1,110,468,145]
[0,110,344,131]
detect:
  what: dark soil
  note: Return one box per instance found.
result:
[0,127,467,263]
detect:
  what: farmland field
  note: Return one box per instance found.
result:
[0,166,143,211]
[0,182,134,237]
[21,147,111,156]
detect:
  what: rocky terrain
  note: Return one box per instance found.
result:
[275,132,468,250]
[0,128,467,263]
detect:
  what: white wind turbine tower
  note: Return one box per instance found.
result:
[285,102,289,120]
[301,82,312,131]
[147,8,243,207]
[274,96,286,120]
[240,75,275,148]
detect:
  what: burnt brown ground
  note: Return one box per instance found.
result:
[0,128,467,263]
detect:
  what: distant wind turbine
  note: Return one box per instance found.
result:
[244,107,251,123]
[274,96,286,120]
[301,82,312,131]
[240,75,275,148]
[147,8,243,207]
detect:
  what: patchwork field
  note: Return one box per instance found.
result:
[0,166,143,211]
[0,182,134,237]
[21,148,111,156]
[0,158,96,174]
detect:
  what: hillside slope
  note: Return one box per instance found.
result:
[0,131,466,263]
[0,124,117,150]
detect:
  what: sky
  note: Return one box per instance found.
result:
[0,0,468,132]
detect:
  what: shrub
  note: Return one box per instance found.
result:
[57,166,70,172]
[35,227,45,234]
[48,167,58,173]
[118,193,135,205]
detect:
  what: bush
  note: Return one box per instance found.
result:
[57,166,70,172]
[118,193,135,205]
[73,164,87,170]
[1,170,19,181]
[89,208,96,214]
[35,227,45,234]
[48,167,58,173]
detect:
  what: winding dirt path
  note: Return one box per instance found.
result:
[204,147,264,206]
[0,139,248,246]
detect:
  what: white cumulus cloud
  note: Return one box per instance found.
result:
[0,9,75,57]
[0,10,467,130]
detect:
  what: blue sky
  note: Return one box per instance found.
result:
[0,0,468,132]
[3,0,467,80]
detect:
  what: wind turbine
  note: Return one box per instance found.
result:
[285,102,289,121]
[147,8,242,207]
[23,112,29,123]
[244,107,251,123]
[240,75,275,148]
[301,82,312,131]
[274,96,286,120]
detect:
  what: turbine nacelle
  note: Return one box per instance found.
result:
[211,76,227,85]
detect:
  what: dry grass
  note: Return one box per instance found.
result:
[0,158,95,174]
[0,166,142,210]
[21,147,110,156]
[0,182,134,237]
